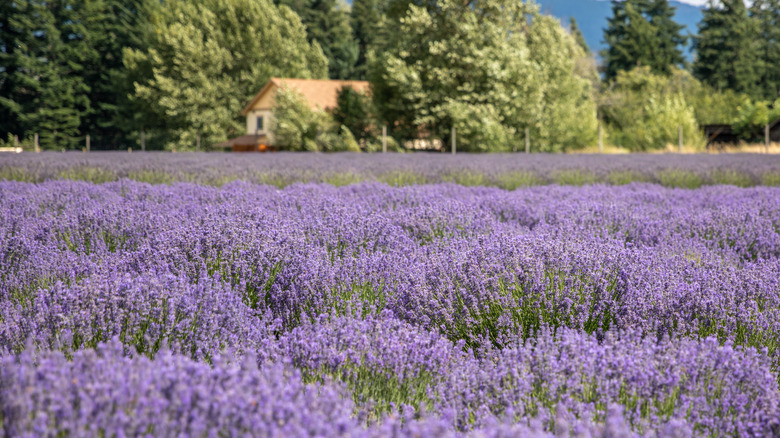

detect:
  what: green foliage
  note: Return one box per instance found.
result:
[276,0,359,79]
[569,17,591,55]
[123,0,327,151]
[656,169,705,189]
[333,87,375,146]
[732,99,780,141]
[369,0,598,152]
[601,67,704,151]
[272,87,334,151]
[0,0,154,149]
[708,169,754,187]
[552,170,599,186]
[603,0,687,81]
[272,87,358,152]
[351,0,390,79]
[693,0,762,100]
[750,0,780,101]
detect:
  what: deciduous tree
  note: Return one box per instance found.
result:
[370,0,598,152]
[124,0,327,151]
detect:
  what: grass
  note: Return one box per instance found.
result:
[551,169,599,186]
[708,169,755,187]
[656,169,705,189]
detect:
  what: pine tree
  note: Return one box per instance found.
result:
[276,0,358,79]
[603,0,687,81]
[351,0,389,79]
[0,0,92,149]
[751,0,780,101]
[78,0,155,148]
[693,0,761,99]
[569,17,591,55]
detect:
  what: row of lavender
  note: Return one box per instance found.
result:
[2,180,780,436]
[2,152,780,187]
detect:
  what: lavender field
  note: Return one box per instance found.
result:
[2,155,780,436]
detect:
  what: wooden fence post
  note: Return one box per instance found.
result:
[766,124,771,154]
[86,135,90,153]
[382,125,387,153]
[451,126,456,155]
[34,133,39,153]
[525,128,530,154]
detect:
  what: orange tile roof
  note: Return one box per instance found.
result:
[241,78,370,115]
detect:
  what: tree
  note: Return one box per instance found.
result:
[351,0,390,79]
[602,0,687,81]
[693,0,761,100]
[124,0,327,151]
[569,17,590,55]
[0,0,93,149]
[600,67,704,151]
[272,86,358,152]
[1,0,155,149]
[79,0,155,148]
[333,86,375,146]
[275,0,358,79]
[751,0,780,101]
[370,0,598,152]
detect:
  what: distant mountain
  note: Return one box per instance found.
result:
[535,0,703,59]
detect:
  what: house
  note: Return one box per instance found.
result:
[218,78,369,152]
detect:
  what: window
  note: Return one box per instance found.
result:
[256,116,264,132]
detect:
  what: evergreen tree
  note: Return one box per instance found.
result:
[751,0,780,101]
[569,17,591,55]
[79,0,155,148]
[602,0,687,81]
[124,0,327,150]
[275,0,358,79]
[0,0,95,149]
[0,0,152,149]
[333,86,374,145]
[351,0,389,79]
[693,0,761,99]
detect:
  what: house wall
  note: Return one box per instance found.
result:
[245,109,275,144]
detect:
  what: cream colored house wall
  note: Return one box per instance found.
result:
[244,85,279,144]
[245,109,275,144]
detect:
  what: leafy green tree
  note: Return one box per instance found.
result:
[333,86,375,146]
[751,0,780,101]
[275,0,358,79]
[272,86,358,152]
[370,0,598,152]
[600,67,704,151]
[603,0,687,81]
[124,0,327,151]
[693,0,761,99]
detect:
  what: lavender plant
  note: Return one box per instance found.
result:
[2,176,780,436]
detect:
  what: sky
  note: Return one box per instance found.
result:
[676,0,707,5]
